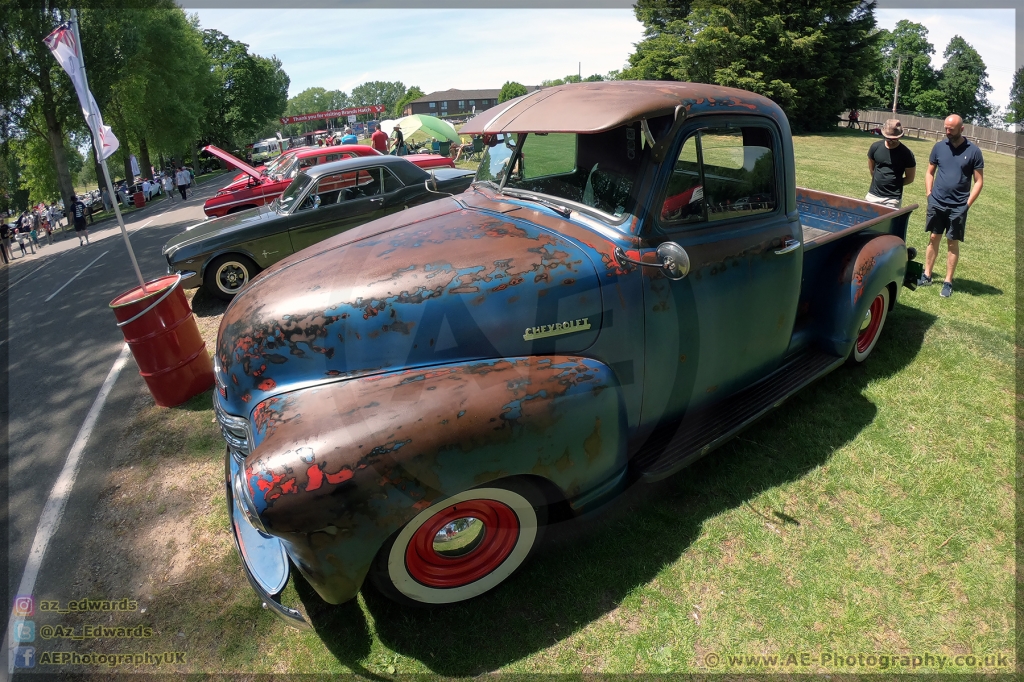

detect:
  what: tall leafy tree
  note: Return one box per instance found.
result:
[350,81,406,113]
[621,0,880,131]
[80,6,214,181]
[1007,66,1024,125]
[499,81,528,102]
[938,36,992,124]
[200,29,290,152]
[281,87,350,136]
[393,86,425,118]
[0,1,84,216]
[865,21,944,115]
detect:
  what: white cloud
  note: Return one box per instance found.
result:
[190,9,645,97]
[875,8,1016,109]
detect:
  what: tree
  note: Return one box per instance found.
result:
[620,0,881,131]
[281,87,351,135]
[499,81,528,102]
[13,129,83,204]
[393,86,424,118]
[80,6,214,181]
[200,29,290,152]
[350,81,406,114]
[865,21,944,115]
[1007,66,1024,125]
[0,2,85,218]
[939,36,992,124]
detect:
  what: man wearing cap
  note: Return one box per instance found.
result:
[921,114,984,298]
[865,119,916,209]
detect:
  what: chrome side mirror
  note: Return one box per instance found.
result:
[426,170,438,192]
[614,242,690,280]
[656,242,690,280]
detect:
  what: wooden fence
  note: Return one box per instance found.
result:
[843,109,1024,158]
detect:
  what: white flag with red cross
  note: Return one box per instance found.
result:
[43,22,120,160]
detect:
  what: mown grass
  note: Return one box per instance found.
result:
[55,127,1014,675]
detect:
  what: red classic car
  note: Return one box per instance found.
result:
[202,144,457,217]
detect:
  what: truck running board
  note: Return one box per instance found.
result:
[632,348,844,481]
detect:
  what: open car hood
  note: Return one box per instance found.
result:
[203,144,263,181]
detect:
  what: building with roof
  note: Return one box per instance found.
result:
[402,87,541,118]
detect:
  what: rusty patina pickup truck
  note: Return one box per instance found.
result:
[215,82,920,626]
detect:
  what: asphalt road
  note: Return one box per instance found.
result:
[3,179,225,632]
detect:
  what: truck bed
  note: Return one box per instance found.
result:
[798,188,916,250]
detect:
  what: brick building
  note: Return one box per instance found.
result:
[403,87,540,118]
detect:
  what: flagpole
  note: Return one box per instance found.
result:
[69,10,147,292]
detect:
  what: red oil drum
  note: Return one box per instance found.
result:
[110,274,214,407]
[133,191,145,208]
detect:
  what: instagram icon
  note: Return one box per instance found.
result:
[13,596,34,617]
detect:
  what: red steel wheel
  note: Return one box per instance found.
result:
[851,286,890,363]
[379,484,541,605]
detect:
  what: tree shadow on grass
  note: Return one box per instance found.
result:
[309,304,935,675]
[189,286,230,317]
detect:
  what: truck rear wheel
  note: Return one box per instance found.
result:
[369,479,546,606]
[850,286,890,363]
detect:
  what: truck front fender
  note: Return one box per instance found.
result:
[812,235,906,358]
[242,355,627,604]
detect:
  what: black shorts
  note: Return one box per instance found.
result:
[74,220,87,232]
[925,199,967,242]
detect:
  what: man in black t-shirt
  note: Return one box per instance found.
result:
[865,119,915,209]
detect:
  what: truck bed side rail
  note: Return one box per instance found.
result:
[797,187,917,250]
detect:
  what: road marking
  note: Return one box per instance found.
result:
[2,343,132,674]
[130,219,153,232]
[45,250,108,302]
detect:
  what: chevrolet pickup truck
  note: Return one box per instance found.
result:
[214,82,920,626]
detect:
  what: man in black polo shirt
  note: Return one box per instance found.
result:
[922,114,985,298]
[865,118,916,208]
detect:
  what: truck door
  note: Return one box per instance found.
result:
[288,168,386,252]
[639,120,802,430]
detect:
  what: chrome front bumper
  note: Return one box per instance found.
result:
[225,449,311,630]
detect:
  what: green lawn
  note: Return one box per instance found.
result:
[51,128,1013,675]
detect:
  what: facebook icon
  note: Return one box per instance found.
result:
[13,646,36,668]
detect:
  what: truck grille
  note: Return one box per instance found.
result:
[215,398,251,464]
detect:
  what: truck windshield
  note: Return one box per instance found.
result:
[476,126,643,224]
[277,173,312,213]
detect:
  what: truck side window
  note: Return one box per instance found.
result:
[701,128,776,221]
[661,135,705,224]
[660,126,777,227]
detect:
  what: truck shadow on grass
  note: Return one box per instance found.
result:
[301,303,935,676]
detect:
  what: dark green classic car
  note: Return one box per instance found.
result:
[163,155,474,299]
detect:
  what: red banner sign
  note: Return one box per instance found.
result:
[279,105,385,125]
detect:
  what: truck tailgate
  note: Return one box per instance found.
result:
[798,188,917,251]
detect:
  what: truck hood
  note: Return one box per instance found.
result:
[163,204,279,259]
[215,197,604,415]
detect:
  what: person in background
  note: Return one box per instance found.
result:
[100,187,111,212]
[0,221,11,264]
[864,119,915,208]
[370,124,388,154]
[163,172,176,203]
[390,123,405,156]
[142,177,152,200]
[921,113,985,298]
[175,166,190,200]
[341,127,358,145]
[73,195,89,246]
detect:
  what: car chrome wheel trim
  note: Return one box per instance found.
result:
[215,261,249,294]
[388,487,537,603]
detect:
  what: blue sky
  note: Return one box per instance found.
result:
[189,8,1017,109]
